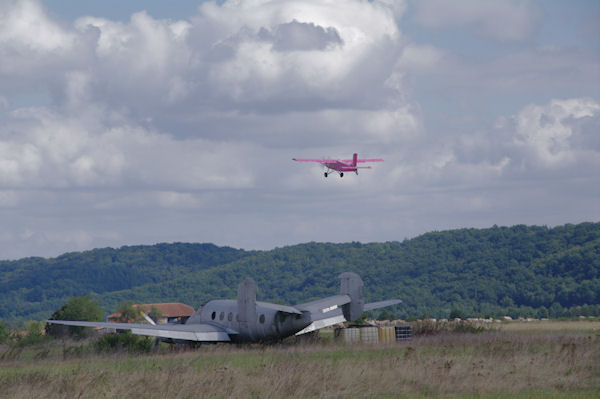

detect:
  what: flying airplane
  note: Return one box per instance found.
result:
[47,272,400,343]
[293,153,384,177]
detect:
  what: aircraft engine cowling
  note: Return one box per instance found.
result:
[339,272,364,321]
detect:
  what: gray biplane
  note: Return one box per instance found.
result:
[47,272,400,343]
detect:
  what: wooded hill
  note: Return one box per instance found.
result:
[1,222,599,322]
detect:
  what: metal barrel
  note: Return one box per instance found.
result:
[360,326,379,344]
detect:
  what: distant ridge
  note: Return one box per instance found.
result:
[1,223,599,321]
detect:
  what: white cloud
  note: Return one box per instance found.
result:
[412,0,543,42]
[513,98,600,167]
[0,0,598,259]
[397,44,445,71]
[0,106,256,190]
[0,0,75,52]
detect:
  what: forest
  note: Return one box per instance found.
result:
[1,222,599,323]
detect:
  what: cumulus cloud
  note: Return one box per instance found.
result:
[0,106,257,189]
[513,98,600,167]
[0,0,598,259]
[0,0,418,193]
[260,19,343,52]
[0,0,75,52]
[381,97,600,195]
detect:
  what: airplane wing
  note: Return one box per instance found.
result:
[364,299,402,311]
[357,158,384,163]
[295,294,350,314]
[292,158,336,163]
[294,297,402,335]
[341,158,384,163]
[256,301,303,315]
[294,295,350,335]
[46,320,235,342]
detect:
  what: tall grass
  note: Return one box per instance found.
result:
[0,331,598,398]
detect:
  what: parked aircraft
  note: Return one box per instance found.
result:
[47,272,400,343]
[293,153,383,177]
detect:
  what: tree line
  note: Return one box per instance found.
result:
[1,222,599,324]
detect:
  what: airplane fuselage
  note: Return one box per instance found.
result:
[324,161,357,173]
[187,299,312,342]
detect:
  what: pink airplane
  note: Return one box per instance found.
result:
[293,153,384,177]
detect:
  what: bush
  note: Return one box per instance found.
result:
[449,308,466,320]
[94,332,153,353]
[46,296,103,339]
[15,321,48,347]
[452,321,488,334]
[411,319,493,335]
[0,321,9,344]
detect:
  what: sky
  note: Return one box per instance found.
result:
[0,0,599,260]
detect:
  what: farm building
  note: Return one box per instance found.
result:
[108,303,195,324]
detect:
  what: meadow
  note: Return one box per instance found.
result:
[0,322,598,399]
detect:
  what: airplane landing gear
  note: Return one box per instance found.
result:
[324,172,328,178]
[340,172,344,177]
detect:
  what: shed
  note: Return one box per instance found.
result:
[108,302,195,324]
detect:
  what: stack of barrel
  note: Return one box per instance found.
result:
[335,325,412,344]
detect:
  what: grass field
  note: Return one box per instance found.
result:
[498,319,600,334]
[0,323,598,398]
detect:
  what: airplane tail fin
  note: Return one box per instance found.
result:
[339,272,364,321]
[352,153,358,167]
[237,277,257,338]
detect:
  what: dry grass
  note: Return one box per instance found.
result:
[498,320,600,333]
[0,331,599,399]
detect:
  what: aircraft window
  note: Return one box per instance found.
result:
[211,312,216,320]
[259,314,265,324]
[219,312,224,321]
[228,312,233,321]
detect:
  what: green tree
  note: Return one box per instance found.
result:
[0,320,9,344]
[147,306,163,323]
[376,309,395,321]
[353,312,369,325]
[449,308,466,320]
[46,296,103,339]
[115,301,141,323]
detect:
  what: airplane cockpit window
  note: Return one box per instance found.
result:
[211,312,216,320]
[219,312,224,320]
[228,312,233,321]
[259,314,265,324]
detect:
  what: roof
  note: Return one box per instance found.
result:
[108,302,196,320]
